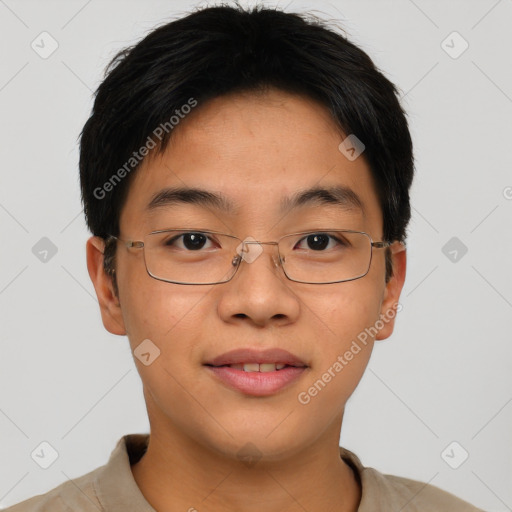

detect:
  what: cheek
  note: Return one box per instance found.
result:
[118,266,208,361]
[120,280,210,414]
[297,282,383,403]
[304,278,384,345]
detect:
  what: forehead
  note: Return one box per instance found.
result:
[120,89,383,233]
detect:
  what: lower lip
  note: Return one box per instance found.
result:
[205,365,307,397]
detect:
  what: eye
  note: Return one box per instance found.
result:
[164,232,216,251]
[294,233,346,251]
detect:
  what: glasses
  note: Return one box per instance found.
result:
[108,228,391,285]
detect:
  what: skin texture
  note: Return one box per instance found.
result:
[87,89,407,512]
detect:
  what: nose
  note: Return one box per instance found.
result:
[218,239,300,327]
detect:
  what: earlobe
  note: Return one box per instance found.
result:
[376,242,407,341]
[86,236,126,335]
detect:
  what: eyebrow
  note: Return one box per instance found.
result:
[146,187,237,213]
[280,185,364,215]
[146,185,364,215]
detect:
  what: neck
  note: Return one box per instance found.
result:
[131,414,361,512]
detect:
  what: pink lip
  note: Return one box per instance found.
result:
[203,348,308,397]
[204,348,307,367]
[205,365,307,397]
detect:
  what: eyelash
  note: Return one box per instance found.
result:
[162,231,347,251]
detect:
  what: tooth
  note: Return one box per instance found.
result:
[260,363,277,372]
[243,363,260,372]
[229,363,244,370]
[276,363,286,370]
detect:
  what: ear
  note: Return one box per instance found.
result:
[86,236,126,335]
[376,242,406,340]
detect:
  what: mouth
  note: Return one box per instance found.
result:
[203,348,309,396]
[204,362,305,372]
[203,347,308,368]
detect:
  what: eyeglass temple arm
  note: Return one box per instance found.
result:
[106,235,144,249]
[372,241,391,249]
[373,241,406,250]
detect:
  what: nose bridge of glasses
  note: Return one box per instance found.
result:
[232,238,281,268]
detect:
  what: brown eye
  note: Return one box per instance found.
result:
[164,232,213,250]
[305,233,329,250]
[295,233,344,251]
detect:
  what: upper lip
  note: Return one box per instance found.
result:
[204,348,308,367]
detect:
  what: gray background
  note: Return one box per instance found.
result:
[1,0,511,510]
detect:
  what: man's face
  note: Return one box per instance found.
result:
[89,89,405,460]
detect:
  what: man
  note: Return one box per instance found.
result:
[6,4,483,511]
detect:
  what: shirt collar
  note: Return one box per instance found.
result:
[94,433,156,512]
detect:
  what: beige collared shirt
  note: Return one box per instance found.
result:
[5,433,484,511]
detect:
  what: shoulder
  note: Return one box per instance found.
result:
[2,468,102,512]
[4,434,151,512]
[365,469,485,511]
[340,447,485,512]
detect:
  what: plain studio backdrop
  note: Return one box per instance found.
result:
[0,0,511,510]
